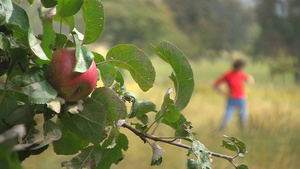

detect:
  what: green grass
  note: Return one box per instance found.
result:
[22,58,300,169]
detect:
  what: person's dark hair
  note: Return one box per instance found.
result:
[233,59,246,70]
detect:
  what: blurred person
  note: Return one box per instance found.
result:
[214,59,254,131]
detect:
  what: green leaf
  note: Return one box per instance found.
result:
[4,76,27,101]
[156,88,180,124]
[139,115,149,125]
[7,48,28,78]
[111,82,124,97]
[222,140,238,152]
[26,0,34,5]
[4,104,35,126]
[186,159,200,169]
[237,164,249,169]
[131,122,148,132]
[0,32,11,75]
[187,140,211,169]
[134,100,157,123]
[91,87,127,124]
[21,67,57,104]
[123,92,157,121]
[0,91,18,133]
[160,113,187,131]
[101,128,117,149]
[96,133,128,169]
[123,92,156,121]
[163,103,180,123]
[62,145,102,169]
[53,33,74,49]
[20,127,43,148]
[41,0,57,8]
[7,2,29,31]
[93,52,117,87]
[151,40,194,111]
[151,143,164,166]
[115,70,125,87]
[16,125,49,161]
[0,151,21,169]
[123,91,138,118]
[0,14,5,26]
[61,97,107,144]
[0,0,13,25]
[222,135,247,156]
[106,45,155,91]
[56,0,83,17]
[53,127,90,155]
[28,28,49,63]
[0,91,18,115]
[175,121,194,139]
[31,120,62,150]
[0,33,8,52]
[38,7,56,60]
[0,35,28,77]
[75,45,94,73]
[82,0,105,44]
[72,30,94,73]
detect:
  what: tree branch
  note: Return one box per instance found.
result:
[122,123,235,163]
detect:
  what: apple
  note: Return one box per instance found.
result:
[47,48,98,102]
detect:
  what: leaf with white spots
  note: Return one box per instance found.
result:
[82,0,105,44]
[106,45,155,91]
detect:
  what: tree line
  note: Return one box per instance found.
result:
[101,0,256,59]
[23,0,300,83]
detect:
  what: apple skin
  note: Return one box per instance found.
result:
[47,48,98,102]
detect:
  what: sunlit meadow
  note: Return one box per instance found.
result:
[22,57,300,169]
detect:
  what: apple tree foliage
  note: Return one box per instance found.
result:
[0,0,248,169]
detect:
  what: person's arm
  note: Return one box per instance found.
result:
[214,72,229,97]
[246,74,255,84]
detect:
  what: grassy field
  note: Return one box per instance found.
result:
[22,58,300,169]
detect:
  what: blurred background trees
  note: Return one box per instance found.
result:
[21,0,300,84]
[164,0,255,58]
[101,0,256,60]
[254,0,300,84]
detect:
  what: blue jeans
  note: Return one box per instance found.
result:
[219,98,247,131]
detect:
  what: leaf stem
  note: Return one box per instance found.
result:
[147,109,165,135]
[95,60,114,65]
[150,118,162,135]
[81,146,95,169]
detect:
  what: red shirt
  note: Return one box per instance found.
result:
[214,70,248,98]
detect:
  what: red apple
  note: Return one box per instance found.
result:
[47,48,98,102]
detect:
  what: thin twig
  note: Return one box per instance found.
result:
[122,123,235,162]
